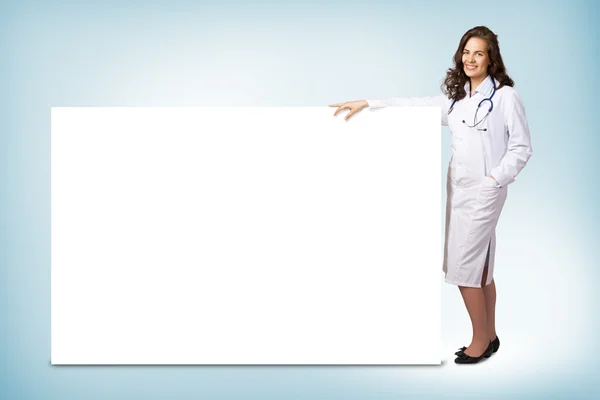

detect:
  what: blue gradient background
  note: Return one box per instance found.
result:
[2,0,599,398]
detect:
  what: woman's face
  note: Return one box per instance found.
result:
[462,37,490,80]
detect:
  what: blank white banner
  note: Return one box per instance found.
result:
[51,107,441,365]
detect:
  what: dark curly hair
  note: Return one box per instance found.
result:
[442,26,514,101]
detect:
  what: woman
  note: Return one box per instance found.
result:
[330,26,533,364]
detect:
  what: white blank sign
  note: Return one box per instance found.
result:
[51,107,441,365]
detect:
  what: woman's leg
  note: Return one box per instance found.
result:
[482,277,498,341]
[458,275,489,356]
[481,244,498,341]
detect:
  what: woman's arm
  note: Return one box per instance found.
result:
[366,95,450,126]
[489,89,533,187]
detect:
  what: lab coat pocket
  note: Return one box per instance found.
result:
[475,177,507,222]
[449,164,470,187]
[482,176,500,188]
[479,177,501,199]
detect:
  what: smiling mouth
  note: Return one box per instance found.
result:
[465,65,477,70]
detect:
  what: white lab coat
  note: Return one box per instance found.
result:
[367,78,533,287]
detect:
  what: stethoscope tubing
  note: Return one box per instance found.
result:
[447,78,497,130]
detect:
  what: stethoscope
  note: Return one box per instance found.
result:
[447,78,497,132]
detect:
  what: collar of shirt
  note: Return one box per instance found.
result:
[465,75,495,98]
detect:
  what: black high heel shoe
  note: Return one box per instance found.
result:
[454,341,493,364]
[455,336,500,356]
